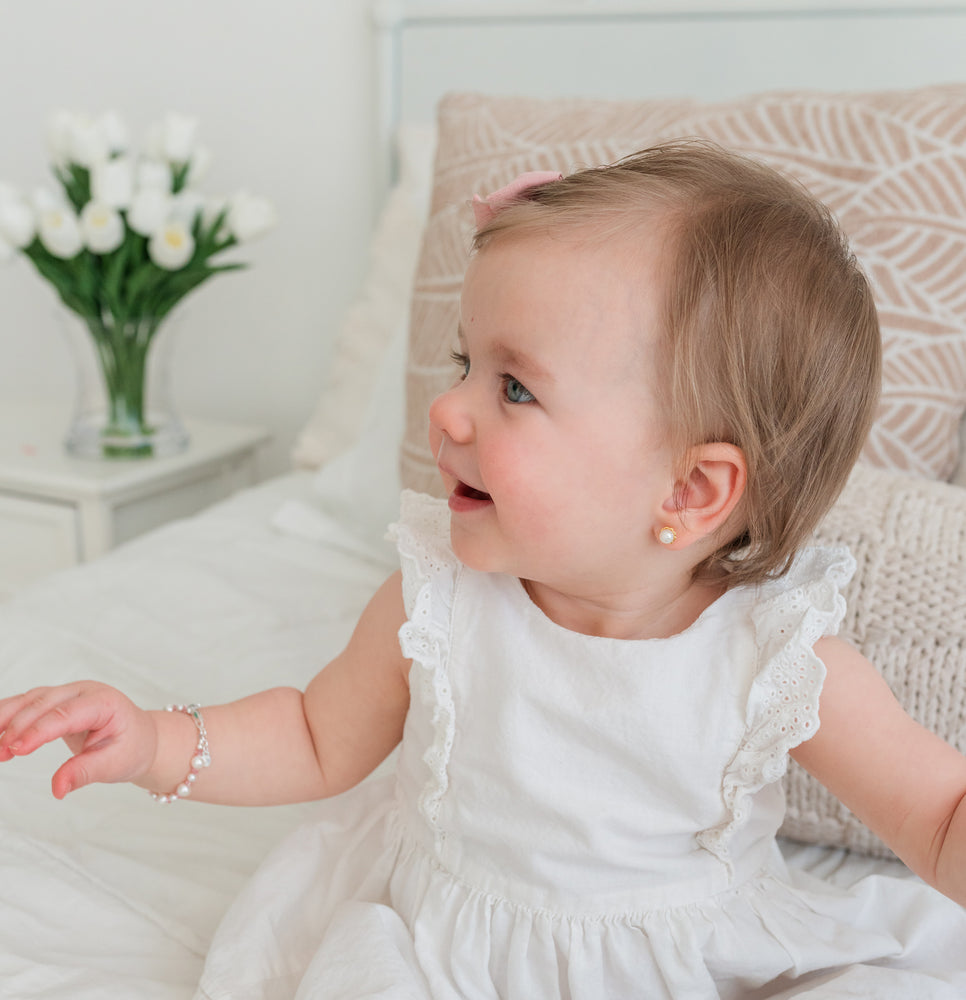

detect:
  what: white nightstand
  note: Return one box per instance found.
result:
[0,401,270,598]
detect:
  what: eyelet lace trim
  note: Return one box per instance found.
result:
[390,491,459,852]
[696,547,856,870]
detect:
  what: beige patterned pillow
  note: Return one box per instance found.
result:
[402,88,966,495]
[783,463,966,858]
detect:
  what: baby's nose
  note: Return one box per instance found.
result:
[429,384,474,444]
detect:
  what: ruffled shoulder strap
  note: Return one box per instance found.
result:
[388,490,460,840]
[389,489,457,617]
[697,545,856,869]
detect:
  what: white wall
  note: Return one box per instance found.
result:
[0,0,376,475]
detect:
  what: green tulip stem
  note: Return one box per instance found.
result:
[83,313,161,455]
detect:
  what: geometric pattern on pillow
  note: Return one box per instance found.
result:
[781,463,966,858]
[402,87,966,496]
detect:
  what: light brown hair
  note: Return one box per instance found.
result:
[473,139,881,586]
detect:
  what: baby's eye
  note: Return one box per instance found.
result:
[501,375,535,404]
[450,350,470,380]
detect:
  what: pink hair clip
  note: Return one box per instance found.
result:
[471,170,563,228]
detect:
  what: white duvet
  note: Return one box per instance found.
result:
[0,473,394,999]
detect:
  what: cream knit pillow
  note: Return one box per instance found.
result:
[402,88,966,495]
[781,464,966,857]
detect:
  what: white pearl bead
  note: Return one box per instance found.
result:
[147,703,210,805]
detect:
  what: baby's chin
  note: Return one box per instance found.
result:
[448,521,502,575]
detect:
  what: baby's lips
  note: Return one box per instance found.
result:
[455,481,492,502]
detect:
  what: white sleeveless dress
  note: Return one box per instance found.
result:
[196,491,966,1000]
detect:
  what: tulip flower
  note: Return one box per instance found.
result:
[80,201,124,254]
[137,160,172,193]
[170,189,205,226]
[32,186,65,214]
[128,187,172,237]
[38,205,83,258]
[67,115,109,168]
[149,219,195,270]
[91,156,135,209]
[227,191,278,242]
[46,110,75,168]
[0,185,35,249]
[186,145,212,185]
[146,113,199,164]
[48,109,128,170]
[96,111,128,155]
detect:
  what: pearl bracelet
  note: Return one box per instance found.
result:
[149,703,211,803]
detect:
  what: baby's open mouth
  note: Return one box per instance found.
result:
[454,481,492,502]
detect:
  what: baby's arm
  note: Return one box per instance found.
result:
[791,637,966,905]
[0,571,410,806]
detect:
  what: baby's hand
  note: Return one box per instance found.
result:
[0,682,158,799]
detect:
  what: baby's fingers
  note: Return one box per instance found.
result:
[0,687,58,760]
[1,683,157,797]
[49,738,133,799]
[0,684,109,759]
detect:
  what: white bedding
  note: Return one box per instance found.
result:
[0,473,395,999]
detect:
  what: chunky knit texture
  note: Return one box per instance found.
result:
[782,463,966,856]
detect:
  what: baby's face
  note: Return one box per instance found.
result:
[429,230,678,611]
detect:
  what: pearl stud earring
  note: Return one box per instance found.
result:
[658,526,677,545]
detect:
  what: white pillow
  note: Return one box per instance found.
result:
[271,323,405,564]
[306,315,406,550]
[290,124,435,470]
[274,128,433,556]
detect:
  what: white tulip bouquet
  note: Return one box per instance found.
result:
[0,110,275,456]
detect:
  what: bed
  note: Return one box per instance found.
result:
[3,2,966,996]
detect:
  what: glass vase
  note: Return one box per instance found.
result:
[61,309,190,460]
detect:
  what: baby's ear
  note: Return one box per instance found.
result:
[662,443,746,543]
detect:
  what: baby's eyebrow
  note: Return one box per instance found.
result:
[494,343,555,385]
[456,323,555,384]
